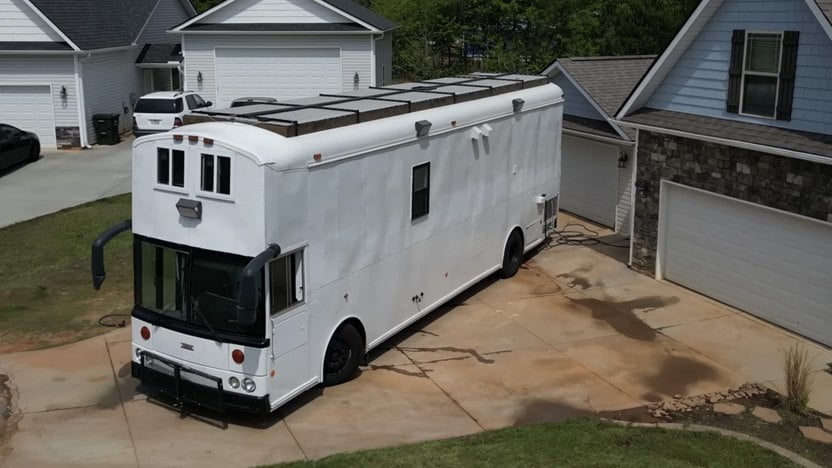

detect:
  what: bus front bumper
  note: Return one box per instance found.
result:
[132,352,270,414]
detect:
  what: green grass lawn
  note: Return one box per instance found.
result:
[0,194,133,352]
[271,419,797,468]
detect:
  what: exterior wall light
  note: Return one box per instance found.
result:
[197,71,203,84]
[354,72,360,90]
[60,85,67,100]
[618,151,629,168]
[415,119,432,137]
[176,198,202,219]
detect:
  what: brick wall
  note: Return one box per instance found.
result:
[631,130,832,273]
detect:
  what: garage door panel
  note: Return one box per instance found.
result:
[0,85,56,148]
[560,135,618,227]
[662,183,832,346]
[215,48,341,107]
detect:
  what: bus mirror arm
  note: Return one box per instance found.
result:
[237,243,281,325]
[91,220,132,290]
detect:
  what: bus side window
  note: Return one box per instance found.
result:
[270,251,304,315]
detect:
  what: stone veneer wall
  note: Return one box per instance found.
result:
[631,130,832,273]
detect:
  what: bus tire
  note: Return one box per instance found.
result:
[322,323,363,386]
[500,230,524,278]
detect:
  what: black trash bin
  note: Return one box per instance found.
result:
[92,113,121,145]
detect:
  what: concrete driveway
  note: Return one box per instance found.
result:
[2,215,831,467]
[0,138,133,229]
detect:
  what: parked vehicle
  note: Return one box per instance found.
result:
[132,91,211,137]
[0,124,39,172]
[230,96,278,108]
[92,73,563,414]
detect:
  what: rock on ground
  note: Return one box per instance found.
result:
[799,426,832,444]
[713,402,745,415]
[751,406,782,424]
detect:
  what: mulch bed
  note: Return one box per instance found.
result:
[600,389,832,467]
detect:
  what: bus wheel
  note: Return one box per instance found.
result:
[500,230,523,278]
[322,323,363,386]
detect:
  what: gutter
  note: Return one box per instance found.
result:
[614,119,832,167]
[562,128,635,146]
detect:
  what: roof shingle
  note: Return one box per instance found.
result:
[557,56,656,118]
[623,108,832,159]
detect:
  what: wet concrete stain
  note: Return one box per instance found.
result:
[398,346,497,364]
[515,265,565,296]
[556,263,604,290]
[367,365,428,379]
[567,295,681,342]
[641,355,720,402]
[513,399,591,426]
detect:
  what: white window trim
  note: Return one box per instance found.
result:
[197,153,235,201]
[154,147,189,194]
[738,30,784,120]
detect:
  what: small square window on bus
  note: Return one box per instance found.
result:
[157,148,170,185]
[217,156,231,195]
[201,154,214,192]
[270,251,304,315]
[172,149,185,187]
[411,162,430,220]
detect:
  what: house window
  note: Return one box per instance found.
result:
[200,154,231,195]
[727,30,799,120]
[741,33,782,118]
[411,162,430,220]
[270,251,304,315]
[157,148,185,188]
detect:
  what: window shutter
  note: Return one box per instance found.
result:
[776,31,799,121]
[726,29,745,114]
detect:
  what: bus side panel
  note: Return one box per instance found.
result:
[303,102,562,376]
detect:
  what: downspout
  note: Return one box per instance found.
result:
[74,53,92,148]
[372,32,385,86]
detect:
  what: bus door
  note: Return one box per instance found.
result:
[268,249,311,399]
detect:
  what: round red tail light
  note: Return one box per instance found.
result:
[232,349,245,364]
[140,326,150,340]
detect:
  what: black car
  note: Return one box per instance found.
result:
[0,124,39,172]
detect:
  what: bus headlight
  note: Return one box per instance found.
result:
[229,377,240,389]
[242,378,256,393]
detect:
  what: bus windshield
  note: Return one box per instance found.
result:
[137,239,264,337]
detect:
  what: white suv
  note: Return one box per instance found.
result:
[132,91,211,137]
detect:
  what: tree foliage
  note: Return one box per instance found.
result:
[189,0,700,79]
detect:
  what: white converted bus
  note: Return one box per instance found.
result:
[91,73,563,413]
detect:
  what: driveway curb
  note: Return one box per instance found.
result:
[601,418,822,468]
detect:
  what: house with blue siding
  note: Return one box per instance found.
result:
[0,0,196,148]
[615,0,832,346]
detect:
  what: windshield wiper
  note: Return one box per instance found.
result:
[190,301,220,342]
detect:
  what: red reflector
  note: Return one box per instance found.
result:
[451,120,457,126]
[232,349,245,364]
[174,117,183,127]
[313,153,322,161]
[203,138,214,146]
[173,134,183,141]
[188,135,198,142]
[140,326,150,340]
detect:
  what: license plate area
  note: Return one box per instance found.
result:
[138,351,225,413]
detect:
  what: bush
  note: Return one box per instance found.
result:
[782,343,814,415]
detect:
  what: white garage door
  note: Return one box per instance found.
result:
[215,48,342,107]
[661,182,832,346]
[560,135,618,227]
[0,85,56,148]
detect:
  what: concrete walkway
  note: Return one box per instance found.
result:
[1,216,831,466]
[0,138,133,228]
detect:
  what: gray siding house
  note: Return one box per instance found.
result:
[170,0,397,108]
[543,56,654,234]
[615,0,832,346]
[0,0,195,148]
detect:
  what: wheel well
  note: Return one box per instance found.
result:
[510,226,524,249]
[340,317,366,350]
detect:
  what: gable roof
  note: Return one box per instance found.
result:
[172,0,396,33]
[135,43,182,65]
[542,55,655,142]
[25,0,195,51]
[617,0,832,119]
